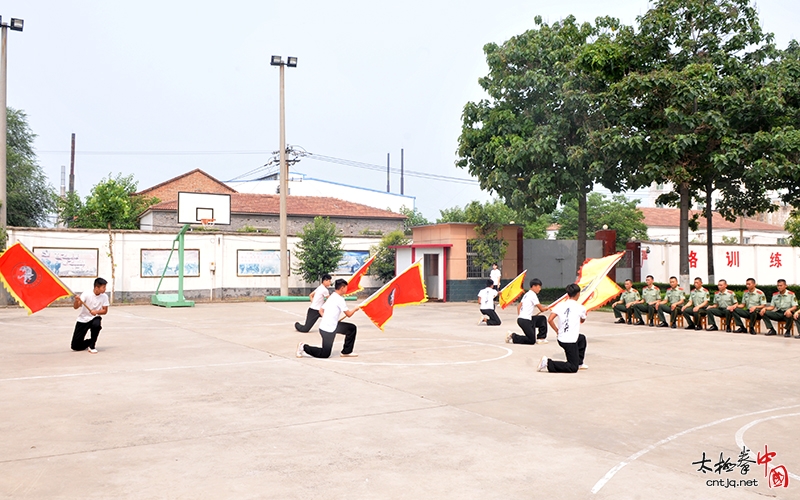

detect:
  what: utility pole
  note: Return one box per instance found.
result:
[69,133,75,194]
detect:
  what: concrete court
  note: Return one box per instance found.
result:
[0,300,798,500]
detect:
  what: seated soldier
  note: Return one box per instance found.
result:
[682,277,709,330]
[758,279,797,337]
[612,279,641,324]
[706,279,738,332]
[635,275,661,327]
[657,276,685,328]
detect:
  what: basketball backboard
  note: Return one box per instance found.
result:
[177,192,231,225]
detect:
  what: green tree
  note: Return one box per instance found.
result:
[5,108,56,233]
[457,16,618,273]
[58,174,159,302]
[398,205,429,235]
[590,0,800,288]
[553,193,647,250]
[293,217,344,283]
[436,200,514,270]
[369,230,408,282]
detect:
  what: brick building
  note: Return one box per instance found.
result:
[137,169,405,236]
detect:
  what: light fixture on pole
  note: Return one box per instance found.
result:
[270,55,297,296]
[0,15,24,246]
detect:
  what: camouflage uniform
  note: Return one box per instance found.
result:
[762,290,798,336]
[658,286,686,327]
[635,285,661,325]
[733,288,767,333]
[682,287,710,329]
[613,288,641,323]
[706,290,738,331]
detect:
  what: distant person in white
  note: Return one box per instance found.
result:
[70,277,110,354]
[539,283,588,373]
[478,279,501,326]
[490,263,501,290]
[295,274,331,332]
[297,279,360,358]
[507,278,550,344]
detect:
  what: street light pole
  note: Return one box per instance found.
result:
[0,16,23,247]
[271,55,297,296]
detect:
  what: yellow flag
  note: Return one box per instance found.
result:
[499,270,526,309]
[550,253,625,311]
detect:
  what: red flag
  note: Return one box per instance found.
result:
[0,242,73,314]
[344,255,375,296]
[360,260,427,330]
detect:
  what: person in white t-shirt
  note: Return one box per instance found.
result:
[70,277,110,354]
[506,278,550,344]
[538,283,588,373]
[489,264,501,290]
[478,279,501,326]
[297,279,360,358]
[295,274,332,332]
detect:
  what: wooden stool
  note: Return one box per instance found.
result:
[747,318,762,334]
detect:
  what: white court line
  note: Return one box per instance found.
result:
[734,412,800,481]
[323,337,513,366]
[591,403,800,494]
[0,359,282,382]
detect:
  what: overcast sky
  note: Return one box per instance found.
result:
[4,0,800,220]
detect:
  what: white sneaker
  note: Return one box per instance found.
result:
[87,347,97,354]
[579,363,589,370]
[340,352,359,357]
[478,315,488,325]
[505,331,513,344]
[296,342,305,358]
[538,339,549,344]
[537,356,548,372]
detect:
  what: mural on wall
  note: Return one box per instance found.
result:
[237,249,287,276]
[335,251,370,275]
[33,247,99,277]
[141,249,200,277]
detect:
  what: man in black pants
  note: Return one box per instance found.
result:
[507,278,550,344]
[71,277,110,354]
[478,279,501,326]
[295,274,331,332]
[539,283,588,373]
[297,279,360,358]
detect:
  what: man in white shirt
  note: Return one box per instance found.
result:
[297,279,360,358]
[539,283,588,373]
[507,278,550,344]
[489,263,501,290]
[478,279,501,325]
[295,274,331,332]
[70,277,110,354]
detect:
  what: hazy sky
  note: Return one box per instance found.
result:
[4,0,800,220]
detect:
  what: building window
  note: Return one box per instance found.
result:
[777,238,788,246]
[743,237,751,244]
[466,239,489,278]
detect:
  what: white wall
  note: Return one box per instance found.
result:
[640,242,797,285]
[7,228,383,297]
[646,227,788,245]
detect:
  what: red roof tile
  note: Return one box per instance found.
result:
[146,193,406,220]
[136,169,236,196]
[639,207,784,231]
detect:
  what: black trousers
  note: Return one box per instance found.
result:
[682,306,706,327]
[71,317,102,351]
[511,317,548,344]
[303,322,357,358]
[706,307,732,329]
[481,308,502,326]
[295,308,321,332]
[547,334,586,373]
[733,308,760,330]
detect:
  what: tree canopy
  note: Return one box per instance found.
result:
[369,230,408,282]
[294,217,344,283]
[588,0,800,286]
[553,193,647,249]
[6,108,56,229]
[57,174,158,229]
[457,16,617,272]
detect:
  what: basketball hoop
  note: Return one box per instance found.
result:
[200,218,216,227]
